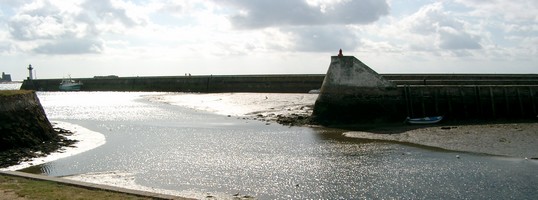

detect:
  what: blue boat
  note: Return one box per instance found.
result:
[405,116,443,124]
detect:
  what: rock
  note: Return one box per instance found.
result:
[0,90,76,168]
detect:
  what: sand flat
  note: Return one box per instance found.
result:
[344,122,538,158]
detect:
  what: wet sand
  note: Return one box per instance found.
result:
[343,122,538,158]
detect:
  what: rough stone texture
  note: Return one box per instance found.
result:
[321,56,394,88]
[312,56,399,124]
[0,91,55,151]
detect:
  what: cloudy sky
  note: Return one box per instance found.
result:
[1,0,537,80]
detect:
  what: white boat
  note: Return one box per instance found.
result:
[405,116,443,124]
[308,89,320,94]
[59,78,83,91]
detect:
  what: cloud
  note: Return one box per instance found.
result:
[288,26,360,52]
[7,1,71,41]
[218,0,389,29]
[33,38,103,54]
[79,0,147,28]
[454,0,538,21]
[402,3,482,50]
[3,0,150,55]
[0,41,13,53]
[438,28,481,50]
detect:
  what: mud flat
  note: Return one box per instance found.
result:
[343,122,538,158]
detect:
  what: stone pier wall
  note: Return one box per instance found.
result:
[20,74,325,93]
[312,56,538,124]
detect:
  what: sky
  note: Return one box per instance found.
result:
[1,0,537,80]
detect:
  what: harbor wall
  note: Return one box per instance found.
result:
[312,56,538,124]
[20,74,325,93]
[18,68,538,123]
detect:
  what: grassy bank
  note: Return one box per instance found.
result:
[0,174,153,200]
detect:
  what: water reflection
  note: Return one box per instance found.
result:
[24,92,538,199]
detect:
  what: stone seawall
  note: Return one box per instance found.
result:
[20,74,326,93]
[0,91,56,151]
[312,56,538,124]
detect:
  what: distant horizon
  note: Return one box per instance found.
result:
[2,1,537,81]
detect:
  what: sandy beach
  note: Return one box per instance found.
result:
[151,92,538,158]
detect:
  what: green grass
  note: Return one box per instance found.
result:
[0,90,32,96]
[0,174,153,200]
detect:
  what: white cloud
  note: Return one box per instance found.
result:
[403,2,482,50]
[0,0,537,80]
[454,0,538,21]
[437,27,481,50]
[79,0,148,28]
[218,0,389,29]
[288,26,360,52]
[33,38,103,54]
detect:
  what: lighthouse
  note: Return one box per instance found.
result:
[27,64,34,80]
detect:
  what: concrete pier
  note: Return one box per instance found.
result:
[312,56,538,124]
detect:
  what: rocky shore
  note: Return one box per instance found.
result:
[0,91,77,168]
[0,127,76,168]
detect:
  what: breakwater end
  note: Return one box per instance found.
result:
[312,56,538,124]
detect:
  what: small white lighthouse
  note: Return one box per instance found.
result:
[27,64,34,80]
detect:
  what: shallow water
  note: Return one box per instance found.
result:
[24,92,538,199]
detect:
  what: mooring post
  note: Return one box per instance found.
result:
[489,87,495,118]
[504,87,510,116]
[206,76,211,93]
[517,88,524,117]
[420,89,426,117]
[447,89,453,114]
[475,86,482,117]
[404,85,410,117]
[460,87,468,118]
[434,88,439,114]
[408,86,414,117]
[530,87,536,116]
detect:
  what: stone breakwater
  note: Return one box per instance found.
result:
[312,56,538,124]
[0,91,75,168]
[20,74,326,93]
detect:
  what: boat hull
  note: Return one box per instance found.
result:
[406,116,443,124]
[59,83,83,91]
